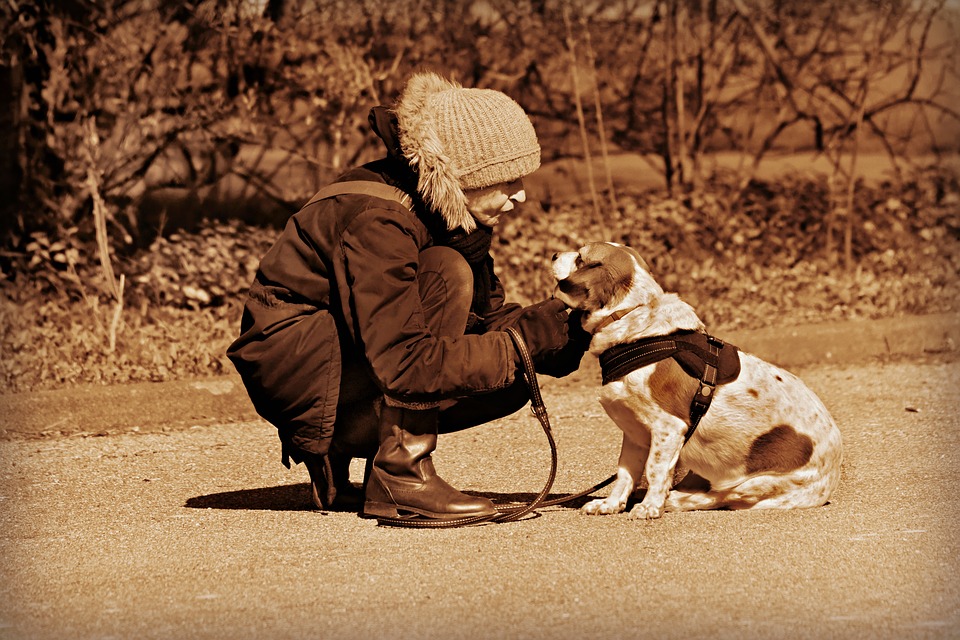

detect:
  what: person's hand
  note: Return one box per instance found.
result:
[533,309,591,378]
[511,298,570,366]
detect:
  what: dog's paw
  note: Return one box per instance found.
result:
[581,498,625,515]
[627,501,664,520]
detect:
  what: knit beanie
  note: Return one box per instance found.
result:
[393,72,541,232]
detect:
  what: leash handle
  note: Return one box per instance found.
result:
[507,327,548,424]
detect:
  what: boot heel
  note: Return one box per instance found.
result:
[361,469,396,518]
[361,501,401,519]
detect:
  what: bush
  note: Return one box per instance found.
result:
[1,168,957,394]
[496,167,960,305]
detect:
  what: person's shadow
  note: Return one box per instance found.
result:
[184,485,593,512]
[185,484,316,511]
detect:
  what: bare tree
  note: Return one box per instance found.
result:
[3,0,957,276]
[731,0,958,265]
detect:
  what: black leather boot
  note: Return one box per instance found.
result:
[302,446,365,511]
[363,406,496,520]
[282,439,363,511]
[289,397,382,511]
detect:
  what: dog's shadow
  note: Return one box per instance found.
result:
[184,484,595,512]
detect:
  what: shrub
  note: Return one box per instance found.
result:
[1,168,957,394]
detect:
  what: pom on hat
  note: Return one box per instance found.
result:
[394,72,541,232]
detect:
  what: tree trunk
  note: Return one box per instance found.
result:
[0,64,23,240]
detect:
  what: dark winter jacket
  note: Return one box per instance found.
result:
[226,136,524,451]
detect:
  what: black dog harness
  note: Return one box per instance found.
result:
[599,331,742,441]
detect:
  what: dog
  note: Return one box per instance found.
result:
[552,242,843,519]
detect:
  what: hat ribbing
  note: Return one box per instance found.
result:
[394,72,541,232]
[427,87,541,189]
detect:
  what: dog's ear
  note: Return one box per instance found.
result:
[574,243,635,310]
[557,273,589,306]
[591,260,633,309]
[621,245,651,273]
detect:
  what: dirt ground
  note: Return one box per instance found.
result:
[1,353,958,640]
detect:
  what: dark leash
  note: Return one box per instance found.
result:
[375,327,614,528]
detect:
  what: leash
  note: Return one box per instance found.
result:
[376,326,750,527]
[377,327,609,528]
[496,330,618,513]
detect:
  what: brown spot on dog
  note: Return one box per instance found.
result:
[775,375,783,382]
[649,360,698,422]
[748,388,759,398]
[746,424,814,474]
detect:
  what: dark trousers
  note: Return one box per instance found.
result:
[329,246,529,457]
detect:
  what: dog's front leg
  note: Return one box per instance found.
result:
[629,419,685,520]
[582,434,647,515]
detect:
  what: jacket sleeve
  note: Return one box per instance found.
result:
[339,208,517,408]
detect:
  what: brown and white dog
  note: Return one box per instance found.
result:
[552,242,843,519]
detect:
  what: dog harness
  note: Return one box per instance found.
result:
[599,331,742,441]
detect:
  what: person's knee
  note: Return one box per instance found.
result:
[418,246,473,334]
[420,246,472,291]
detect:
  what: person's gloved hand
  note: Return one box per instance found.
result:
[534,309,591,378]
[511,298,570,367]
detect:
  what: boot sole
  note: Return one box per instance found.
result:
[362,500,497,521]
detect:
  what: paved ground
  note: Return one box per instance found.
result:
[1,313,959,640]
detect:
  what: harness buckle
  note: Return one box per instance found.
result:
[686,363,718,441]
